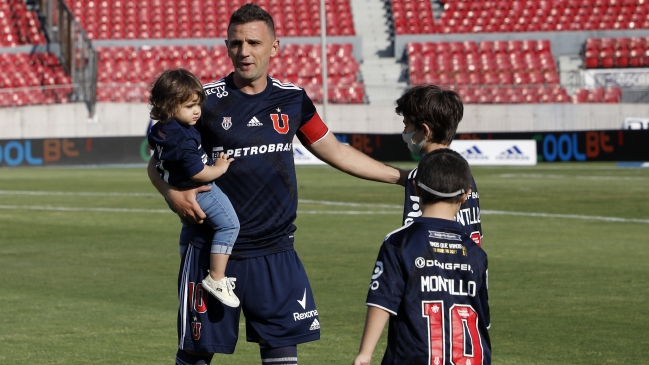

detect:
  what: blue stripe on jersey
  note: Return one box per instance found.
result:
[188,73,318,259]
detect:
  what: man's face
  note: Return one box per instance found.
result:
[226,21,279,87]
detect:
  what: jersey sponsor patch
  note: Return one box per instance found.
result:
[470,231,482,246]
[428,231,462,241]
[205,85,228,98]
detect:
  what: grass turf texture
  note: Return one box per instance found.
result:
[0,163,647,364]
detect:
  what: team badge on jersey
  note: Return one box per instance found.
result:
[222,117,232,130]
[270,113,289,134]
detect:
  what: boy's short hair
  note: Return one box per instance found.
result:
[149,68,205,123]
[395,85,463,145]
[228,3,276,37]
[416,148,472,205]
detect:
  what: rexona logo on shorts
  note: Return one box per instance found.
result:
[293,289,318,321]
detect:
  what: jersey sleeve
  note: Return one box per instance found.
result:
[176,134,206,178]
[296,90,329,146]
[296,112,329,146]
[365,239,405,315]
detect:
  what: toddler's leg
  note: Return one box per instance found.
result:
[195,185,240,307]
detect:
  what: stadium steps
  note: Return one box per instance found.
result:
[350,0,407,104]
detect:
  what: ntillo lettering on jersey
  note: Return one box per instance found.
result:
[456,207,481,226]
[421,276,477,297]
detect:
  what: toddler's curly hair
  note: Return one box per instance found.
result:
[149,68,205,123]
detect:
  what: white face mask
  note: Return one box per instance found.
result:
[402,129,424,154]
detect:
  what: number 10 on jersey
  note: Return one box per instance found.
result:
[422,301,484,365]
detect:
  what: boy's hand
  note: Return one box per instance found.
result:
[352,354,372,365]
[214,153,233,174]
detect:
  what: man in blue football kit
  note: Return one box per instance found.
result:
[353,149,490,365]
[398,85,483,246]
[147,4,407,365]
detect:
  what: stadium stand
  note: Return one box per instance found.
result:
[572,86,622,102]
[0,0,46,46]
[95,43,365,103]
[583,36,648,68]
[0,52,73,106]
[393,0,649,35]
[406,39,579,103]
[64,0,355,40]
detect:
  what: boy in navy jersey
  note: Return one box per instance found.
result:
[353,149,490,365]
[146,4,408,365]
[147,69,240,308]
[398,85,483,246]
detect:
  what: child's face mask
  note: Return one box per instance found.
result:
[402,129,424,154]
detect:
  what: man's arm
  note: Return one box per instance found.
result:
[352,306,390,365]
[147,157,209,224]
[306,133,408,186]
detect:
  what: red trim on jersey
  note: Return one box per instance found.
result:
[297,113,329,146]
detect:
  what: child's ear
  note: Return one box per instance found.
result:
[421,123,433,141]
[461,188,472,203]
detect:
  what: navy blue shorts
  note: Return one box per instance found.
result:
[177,243,320,353]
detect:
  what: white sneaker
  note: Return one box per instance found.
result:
[201,274,240,308]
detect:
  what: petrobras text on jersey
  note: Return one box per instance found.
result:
[421,275,477,297]
[451,140,537,166]
[225,142,292,157]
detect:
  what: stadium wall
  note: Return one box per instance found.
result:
[1,103,646,139]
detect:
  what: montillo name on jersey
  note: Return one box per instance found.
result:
[224,142,293,158]
[456,206,481,226]
[421,275,477,297]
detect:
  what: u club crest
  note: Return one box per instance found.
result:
[222,117,232,130]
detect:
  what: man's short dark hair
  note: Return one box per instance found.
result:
[228,3,276,37]
[395,85,464,145]
[416,148,472,206]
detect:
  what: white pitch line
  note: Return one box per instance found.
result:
[299,199,401,209]
[0,204,647,224]
[0,190,158,197]
[498,174,648,181]
[0,205,169,213]
[483,210,649,224]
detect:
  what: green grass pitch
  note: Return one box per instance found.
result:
[0,163,648,364]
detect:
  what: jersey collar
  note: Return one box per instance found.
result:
[225,73,273,101]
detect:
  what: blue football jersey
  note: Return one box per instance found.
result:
[187,73,327,259]
[367,217,490,365]
[148,119,213,189]
[403,168,483,246]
